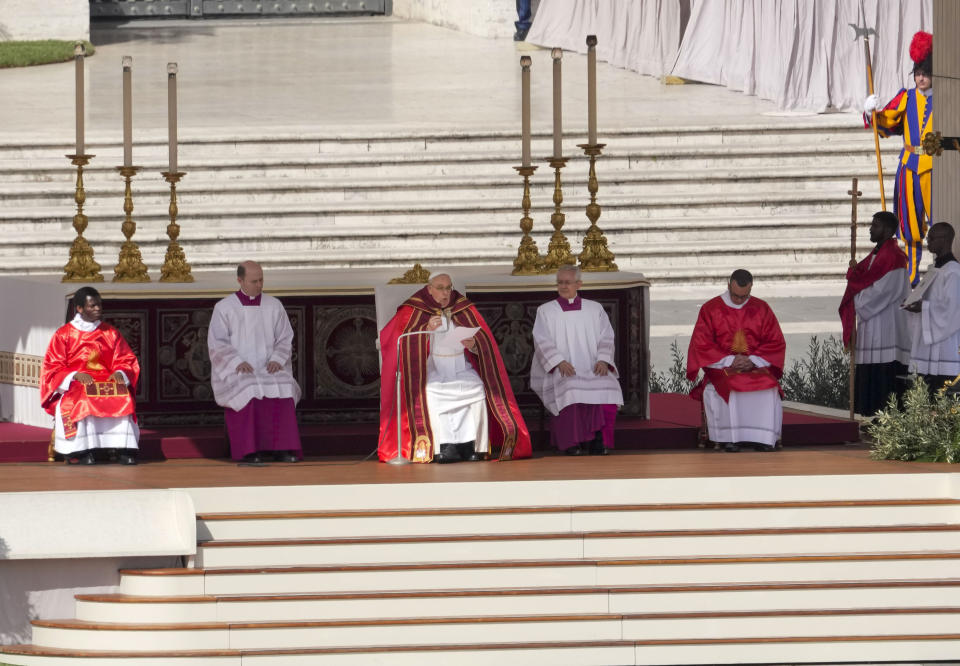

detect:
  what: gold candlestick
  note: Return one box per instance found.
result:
[62,154,103,283]
[541,157,576,272]
[113,166,149,282]
[159,171,194,282]
[576,143,618,272]
[511,165,542,275]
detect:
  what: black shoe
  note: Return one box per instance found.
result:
[275,450,300,463]
[565,444,586,456]
[751,443,773,452]
[723,443,741,453]
[513,28,529,41]
[118,452,137,465]
[435,443,462,464]
[67,451,96,465]
[243,453,264,464]
[456,442,484,461]
[588,437,609,455]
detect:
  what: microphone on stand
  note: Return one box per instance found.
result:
[387,314,449,466]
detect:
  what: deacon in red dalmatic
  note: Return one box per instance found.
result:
[687,270,785,452]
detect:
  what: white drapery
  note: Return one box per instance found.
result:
[527,0,688,78]
[527,0,932,112]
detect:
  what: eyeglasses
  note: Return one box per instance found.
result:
[430,284,453,291]
[556,280,580,286]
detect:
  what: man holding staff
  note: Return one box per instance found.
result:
[863,31,933,286]
[839,211,910,416]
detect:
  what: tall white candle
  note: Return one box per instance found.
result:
[551,48,562,159]
[74,42,85,155]
[520,56,531,167]
[587,35,598,145]
[122,56,133,167]
[167,62,178,173]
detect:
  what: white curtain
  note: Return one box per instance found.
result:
[527,0,932,112]
[526,0,688,78]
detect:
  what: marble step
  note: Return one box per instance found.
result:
[0,142,900,183]
[0,190,887,230]
[0,238,871,277]
[0,211,876,247]
[0,121,873,159]
[0,169,893,209]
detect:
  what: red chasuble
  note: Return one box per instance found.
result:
[838,238,908,348]
[41,322,140,439]
[378,287,532,463]
[686,296,785,403]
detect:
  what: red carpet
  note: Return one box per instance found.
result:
[0,395,859,463]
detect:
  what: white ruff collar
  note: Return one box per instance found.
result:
[720,291,749,310]
[70,313,101,332]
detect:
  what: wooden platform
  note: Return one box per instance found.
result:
[0,444,948,494]
[0,393,860,463]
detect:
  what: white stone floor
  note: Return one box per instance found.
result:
[0,15,849,142]
[0,15,856,374]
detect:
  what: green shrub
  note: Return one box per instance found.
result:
[650,334,850,411]
[869,377,960,463]
[0,40,94,69]
[649,340,696,394]
[780,335,849,409]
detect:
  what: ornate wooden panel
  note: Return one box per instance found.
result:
[106,284,648,426]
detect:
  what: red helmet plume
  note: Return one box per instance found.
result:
[909,31,932,65]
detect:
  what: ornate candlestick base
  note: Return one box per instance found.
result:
[540,157,576,272]
[576,143,618,272]
[113,166,150,282]
[511,165,542,275]
[62,154,103,283]
[159,171,194,283]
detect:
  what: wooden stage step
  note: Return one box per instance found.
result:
[6,633,960,666]
[196,497,960,521]
[70,579,960,624]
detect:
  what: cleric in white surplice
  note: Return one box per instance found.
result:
[530,266,623,455]
[903,222,960,393]
[207,261,303,463]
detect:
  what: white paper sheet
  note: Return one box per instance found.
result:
[433,326,480,355]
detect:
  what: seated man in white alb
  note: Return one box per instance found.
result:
[686,270,786,452]
[377,272,531,463]
[530,265,623,455]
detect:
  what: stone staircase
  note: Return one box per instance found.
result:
[0,120,899,284]
[2,481,960,665]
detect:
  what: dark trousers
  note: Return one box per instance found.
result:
[854,361,907,416]
[919,373,957,397]
[516,0,532,31]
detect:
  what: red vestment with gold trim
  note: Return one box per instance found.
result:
[378,287,531,463]
[40,323,139,439]
[686,296,785,403]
